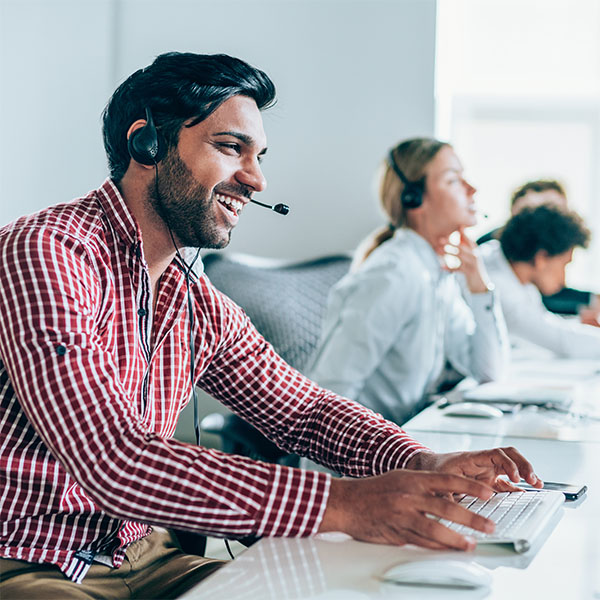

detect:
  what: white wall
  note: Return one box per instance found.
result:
[0,0,115,221]
[0,0,436,260]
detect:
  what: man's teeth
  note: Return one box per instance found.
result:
[216,193,243,214]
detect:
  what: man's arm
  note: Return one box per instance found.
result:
[196,269,429,478]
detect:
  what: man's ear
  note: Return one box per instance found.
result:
[126,120,156,170]
[532,249,549,269]
[127,119,147,141]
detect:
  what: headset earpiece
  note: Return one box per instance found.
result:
[127,107,166,165]
[387,149,424,209]
[400,181,424,209]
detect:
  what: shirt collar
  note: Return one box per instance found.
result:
[394,228,446,276]
[95,178,205,278]
[97,178,143,250]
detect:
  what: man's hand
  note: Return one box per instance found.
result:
[318,447,542,551]
[406,447,542,492]
[319,470,496,551]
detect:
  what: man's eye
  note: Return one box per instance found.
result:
[220,143,241,154]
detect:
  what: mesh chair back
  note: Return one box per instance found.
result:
[202,253,352,372]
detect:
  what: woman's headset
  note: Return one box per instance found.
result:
[387,149,424,209]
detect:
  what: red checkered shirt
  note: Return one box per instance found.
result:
[0,179,426,581]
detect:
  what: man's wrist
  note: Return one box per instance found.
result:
[404,450,437,471]
[318,477,351,533]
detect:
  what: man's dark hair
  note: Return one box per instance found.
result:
[510,179,566,208]
[500,203,591,263]
[102,52,276,181]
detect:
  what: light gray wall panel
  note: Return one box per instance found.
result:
[0,0,115,224]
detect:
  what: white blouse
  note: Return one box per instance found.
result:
[309,229,509,424]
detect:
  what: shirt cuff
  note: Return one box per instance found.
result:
[468,288,497,314]
[255,465,331,537]
[372,432,430,473]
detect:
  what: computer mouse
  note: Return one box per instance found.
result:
[381,559,492,589]
[440,402,503,419]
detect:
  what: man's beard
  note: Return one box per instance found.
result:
[147,150,231,249]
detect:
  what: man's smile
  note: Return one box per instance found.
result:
[215,192,246,217]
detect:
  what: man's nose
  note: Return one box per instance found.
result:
[237,159,267,193]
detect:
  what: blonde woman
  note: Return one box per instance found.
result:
[310,138,509,424]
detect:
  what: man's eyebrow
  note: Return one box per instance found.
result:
[213,130,267,154]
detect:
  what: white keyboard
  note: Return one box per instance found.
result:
[439,490,565,553]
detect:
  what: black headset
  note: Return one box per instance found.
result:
[387,149,424,209]
[127,107,167,165]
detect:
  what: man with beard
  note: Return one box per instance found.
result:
[0,52,542,599]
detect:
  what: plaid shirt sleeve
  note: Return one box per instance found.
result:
[194,279,428,481]
[0,223,427,544]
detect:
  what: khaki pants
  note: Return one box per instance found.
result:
[0,528,224,599]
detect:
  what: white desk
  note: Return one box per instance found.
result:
[404,398,600,443]
[405,357,600,443]
[182,432,600,600]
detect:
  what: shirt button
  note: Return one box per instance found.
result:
[56,345,67,356]
[138,308,147,317]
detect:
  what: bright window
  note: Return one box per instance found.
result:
[436,0,600,290]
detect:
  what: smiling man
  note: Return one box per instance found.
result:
[0,52,542,599]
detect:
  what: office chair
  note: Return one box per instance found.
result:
[200,252,352,466]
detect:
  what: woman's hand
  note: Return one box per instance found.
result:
[445,229,493,294]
